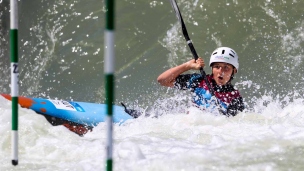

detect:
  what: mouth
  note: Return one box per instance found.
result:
[218,76,224,80]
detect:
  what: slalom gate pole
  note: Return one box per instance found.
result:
[10,0,19,166]
[104,0,115,170]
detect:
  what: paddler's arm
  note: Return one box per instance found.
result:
[157,58,205,87]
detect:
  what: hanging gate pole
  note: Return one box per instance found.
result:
[104,0,115,170]
[10,0,19,166]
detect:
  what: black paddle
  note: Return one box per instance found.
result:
[169,0,226,115]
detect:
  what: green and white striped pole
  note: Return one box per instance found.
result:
[104,0,115,170]
[10,0,19,166]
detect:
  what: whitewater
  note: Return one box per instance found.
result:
[1,0,304,170]
[1,93,304,170]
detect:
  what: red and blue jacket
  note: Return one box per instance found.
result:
[174,73,244,116]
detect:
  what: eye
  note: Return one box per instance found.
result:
[213,65,220,69]
[223,66,230,70]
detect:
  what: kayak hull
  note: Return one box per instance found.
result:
[1,94,133,126]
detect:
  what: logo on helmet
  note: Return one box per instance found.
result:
[214,56,230,60]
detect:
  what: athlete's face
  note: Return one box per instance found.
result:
[211,62,236,86]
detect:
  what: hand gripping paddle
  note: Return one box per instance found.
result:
[169,0,226,115]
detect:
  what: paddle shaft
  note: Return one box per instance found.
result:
[169,0,224,113]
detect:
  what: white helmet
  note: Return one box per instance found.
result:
[209,47,239,71]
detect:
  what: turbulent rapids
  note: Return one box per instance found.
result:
[1,0,304,170]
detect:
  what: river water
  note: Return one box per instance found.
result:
[1,0,304,170]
